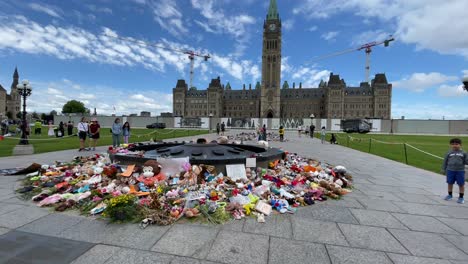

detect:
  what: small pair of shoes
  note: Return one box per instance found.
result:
[444,195,464,204]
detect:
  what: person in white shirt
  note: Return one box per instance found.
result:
[77,117,89,151]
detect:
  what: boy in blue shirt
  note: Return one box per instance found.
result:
[443,138,468,204]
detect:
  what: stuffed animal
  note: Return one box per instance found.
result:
[142,166,154,178]
[143,160,162,175]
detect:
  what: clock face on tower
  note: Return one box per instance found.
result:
[269,24,276,31]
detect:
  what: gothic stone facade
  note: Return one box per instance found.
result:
[0,68,21,120]
[172,0,392,120]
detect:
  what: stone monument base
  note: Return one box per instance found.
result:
[13,145,34,155]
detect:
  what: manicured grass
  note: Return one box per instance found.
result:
[316,133,468,174]
[0,127,208,157]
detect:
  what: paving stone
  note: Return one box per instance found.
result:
[101,222,170,250]
[394,193,443,205]
[0,230,94,264]
[449,261,468,264]
[326,245,392,264]
[437,218,468,236]
[18,213,84,237]
[152,224,218,258]
[106,247,174,264]
[443,234,468,255]
[1,196,31,205]
[392,214,459,235]
[387,253,453,264]
[0,202,25,215]
[70,244,121,264]
[221,218,245,232]
[292,217,348,246]
[393,202,449,217]
[0,205,50,229]
[268,237,330,264]
[357,198,405,213]
[295,204,359,224]
[0,227,10,236]
[399,186,433,195]
[389,229,468,260]
[438,206,468,219]
[362,190,404,201]
[243,214,292,239]
[57,218,109,243]
[350,209,408,229]
[171,257,221,264]
[338,223,408,254]
[206,230,269,264]
[324,197,364,209]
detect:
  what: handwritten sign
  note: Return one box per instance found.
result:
[245,158,256,168]
[255,200,272,216]
[226,164,247,181]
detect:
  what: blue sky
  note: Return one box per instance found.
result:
[0,0,467,119]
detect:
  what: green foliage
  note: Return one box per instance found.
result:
[40,113,47,120]
[6,111,13,119]
[16,111,22,119]
[103,194,142,222]
[32,112,39,119]
[62,100,87,114]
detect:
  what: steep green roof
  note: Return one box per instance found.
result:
[267,0,279,20]
[225,82,231,90]
[282,81,289,89]
[255,81,261,89]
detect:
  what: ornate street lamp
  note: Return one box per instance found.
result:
[17,80,32,145]
[462,76,468,92]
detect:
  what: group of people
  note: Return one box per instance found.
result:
[215,122,226,136]
[77,117,131,151]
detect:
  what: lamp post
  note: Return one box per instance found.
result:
[462,76,468,92]
[209,113,213,133]
[17,80,32,145]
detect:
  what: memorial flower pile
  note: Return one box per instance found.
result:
[17,148,353,226]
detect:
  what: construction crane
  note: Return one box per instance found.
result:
[104,34,210,90]
[311,35,395,83]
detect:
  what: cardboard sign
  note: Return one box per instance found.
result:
[246,158,256,168]
[226,164,247,181]
[121,164,135,177]
[255,200,272,216]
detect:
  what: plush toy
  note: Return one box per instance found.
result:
[142,166,154,178]
[143,160,162,175]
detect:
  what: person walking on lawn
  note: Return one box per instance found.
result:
[443,138,468,204]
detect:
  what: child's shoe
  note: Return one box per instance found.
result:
[457,197,464,204]
[444,195,453,201]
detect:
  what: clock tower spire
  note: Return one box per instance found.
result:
[260,0,281,118]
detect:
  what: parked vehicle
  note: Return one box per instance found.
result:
[146,123,166,129]
[341,119,372,133]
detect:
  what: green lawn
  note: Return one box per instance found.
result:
[316,133,468,174]
[0,127,208,157]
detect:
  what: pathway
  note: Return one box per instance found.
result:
[0,131,467,264]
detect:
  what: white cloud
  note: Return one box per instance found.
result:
[291,67,331,87]
[307,26,318,32]
[321,31,339,41]
[27,79,173,116]
[393,72,457,92]
[86,5,113,14]
[191,0,255,56]
[28,3,62,19]
[282,19,295,31]
[352,30,392,46]
[0,16,260,83]
[293,0,468,58]
[147,0,187,37]
[438,84,467,97]
[392,102,468,120]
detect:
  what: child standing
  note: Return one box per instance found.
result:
[279,126,284,142]
[122,122,130,144]
[320,126,326,144]
[443,138,468,204]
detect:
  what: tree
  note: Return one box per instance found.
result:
[32,111,39,119]
[50,110,58,116]
[40,113,47,120]
[6,111,12,119]
[16,112,22,119]
[62,100,86,114]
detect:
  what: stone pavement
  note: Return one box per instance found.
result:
[0,130,467,264]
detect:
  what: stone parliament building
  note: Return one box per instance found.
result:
[173,0,392,121]
[0,67,21,120]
